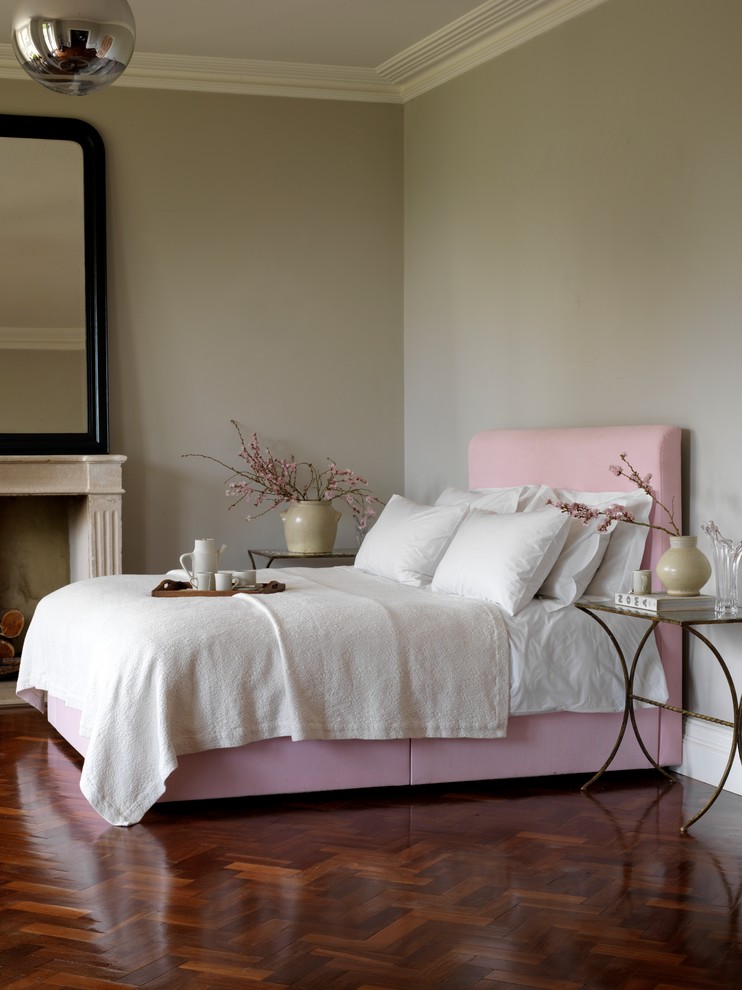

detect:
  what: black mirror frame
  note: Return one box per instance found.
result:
[0,114,109,455]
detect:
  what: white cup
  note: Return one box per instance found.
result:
[214,570,237,591]
[632,569,652,594]
[233,569,256,588]
[194,571,214,591]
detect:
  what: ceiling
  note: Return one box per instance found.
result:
[0,0,608,102]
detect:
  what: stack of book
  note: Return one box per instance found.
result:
[614,591,716,614]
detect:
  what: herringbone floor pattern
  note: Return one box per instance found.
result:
[0,706,741,989]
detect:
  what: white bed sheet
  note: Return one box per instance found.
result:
[504,597,667,715]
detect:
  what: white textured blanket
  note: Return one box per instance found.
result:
[17,568,510,826]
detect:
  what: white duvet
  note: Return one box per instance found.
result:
[16,566,667,826]
[18,567,510,824]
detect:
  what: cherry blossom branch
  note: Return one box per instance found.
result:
[184,420,383,529]
[546,451,680,537]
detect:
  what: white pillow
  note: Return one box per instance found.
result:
[518,484,554,512]
[354,494,466,587]
[548,488,653,597]
[431,506,571,615]
[434,485,522,514]
[538,519,611,610]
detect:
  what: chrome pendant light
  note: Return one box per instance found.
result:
[11,0,135,96]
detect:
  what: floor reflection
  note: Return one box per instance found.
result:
[2,709,742,988]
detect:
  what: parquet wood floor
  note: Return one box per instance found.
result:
[0,707,741,989]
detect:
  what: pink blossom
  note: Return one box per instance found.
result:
[183,420,384,524]
[549,452,680,537]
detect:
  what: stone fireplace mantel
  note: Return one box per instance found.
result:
[0,454,126,580]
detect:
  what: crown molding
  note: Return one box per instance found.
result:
[0,0,609,104]
[0,46,402,103]
[0,327,84,350]
[380,0,554,84]
[120,53,403,103]
[382,0,611,100]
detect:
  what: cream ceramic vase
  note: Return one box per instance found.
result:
[280,500,341,553]
[655,535,712,597]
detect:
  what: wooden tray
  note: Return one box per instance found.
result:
[151,579,286,598]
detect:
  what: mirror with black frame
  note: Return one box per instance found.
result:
[0,114,108,454]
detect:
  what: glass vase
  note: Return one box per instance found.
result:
[701,521,742,616]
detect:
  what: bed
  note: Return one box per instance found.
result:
[17,424,682,826]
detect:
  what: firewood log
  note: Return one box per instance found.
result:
[0,640,15,660]
[0,609,24,639]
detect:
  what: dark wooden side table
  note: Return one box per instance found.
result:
[576,597,742,831]
[247,548,358,569]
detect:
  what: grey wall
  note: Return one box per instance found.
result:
[404,0,742,720]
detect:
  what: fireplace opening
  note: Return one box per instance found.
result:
[0,496,71,662]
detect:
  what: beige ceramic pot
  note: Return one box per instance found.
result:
[280,500,341,553]
[655,535,712,596]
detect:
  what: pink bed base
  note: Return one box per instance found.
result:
[47,424,683,808]
[48,698,669,803]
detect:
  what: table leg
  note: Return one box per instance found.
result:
[579,610,672,790]
[674,627,741,832]
[626,626,676,783]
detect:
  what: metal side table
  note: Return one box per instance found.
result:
[576,597,742,832]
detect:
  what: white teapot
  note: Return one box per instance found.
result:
[179,538,226,583]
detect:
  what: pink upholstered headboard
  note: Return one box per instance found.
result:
[468,425,683,729]
[468,424,681,577]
